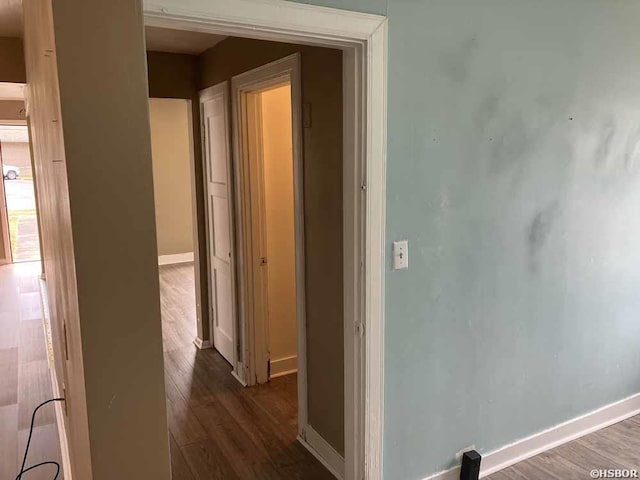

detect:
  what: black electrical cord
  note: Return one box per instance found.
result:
[16,397,65,480]
[16,462,60,479]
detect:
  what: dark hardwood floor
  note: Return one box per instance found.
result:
[0,261,62,480]
[159,263,334,479]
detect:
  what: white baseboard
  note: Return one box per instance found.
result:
[49,356,73,480]
[270,355,297,378]
[232,370,247,386]
[299,424,344,480]
[40,278,72,480]
[193,336,212,349]
[423,392,640,480]
[158,252,194,266]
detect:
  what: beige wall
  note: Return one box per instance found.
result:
[199,37,344,454]
[0,100,25,121]
[149,98,195,256]
[0,37,26,83]
[262,85,298,369]
[24,0,170,478]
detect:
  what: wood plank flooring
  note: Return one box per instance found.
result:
[487,416,640,480]
[1,261,639,480]
[0,262,62,480]
[160,263,334,479]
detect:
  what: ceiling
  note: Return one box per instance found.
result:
[0,0,22,38]
[145,26,226,55]
[0,7,226,55]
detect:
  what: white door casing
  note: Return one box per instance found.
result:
[200,81,237,367]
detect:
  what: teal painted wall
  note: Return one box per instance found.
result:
[295,0,640,477]
[287,0,386,15]
[383,0,640,478]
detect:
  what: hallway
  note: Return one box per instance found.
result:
[159,263,334,479]
[0,262,62,480]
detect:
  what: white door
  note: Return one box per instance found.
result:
[200,82,236,365]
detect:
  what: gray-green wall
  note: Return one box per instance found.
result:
[291,0,640,478]
[287,0,386,15]
[383,1,640,478]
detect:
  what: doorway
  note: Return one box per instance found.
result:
[0,124,40,263]
[255,83,299,382]
[145,2,387,478]
[148,97,201,353]
[229,54,305,389]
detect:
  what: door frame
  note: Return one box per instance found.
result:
[144,2,388,480]
[230,52,306,403]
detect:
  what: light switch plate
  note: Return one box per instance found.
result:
[393,240,408,270]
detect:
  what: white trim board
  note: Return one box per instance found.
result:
[158,252,194,265]
[49,355,73,480]
[300,425,345,480]
[143,3,388,480]
[40,278,73,480]
[422,392,640,480]
[270,355,297,378]
[144,0,383,43]
[193,336,212,349]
